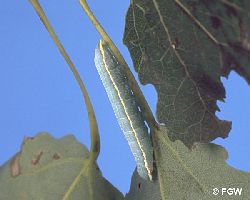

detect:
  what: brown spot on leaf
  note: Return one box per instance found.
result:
[31,151,43,165]
[52,153,60,160]
[210,15,221,29]
[10,153,21,177]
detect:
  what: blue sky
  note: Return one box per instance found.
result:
[0,0,249,194]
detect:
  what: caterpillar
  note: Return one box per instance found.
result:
[94,40,153,180]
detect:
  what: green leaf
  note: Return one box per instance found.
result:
[123,0,240,146]
[125,126,250,200]
[0,133,123,200]
[125,170,161,200]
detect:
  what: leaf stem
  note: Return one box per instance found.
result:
[29,0,100,163]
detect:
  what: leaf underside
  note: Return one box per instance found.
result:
[123,0,250,146]
[125,126,250,200]
[0,133,123,200]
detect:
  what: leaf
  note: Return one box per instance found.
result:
[123,0,238,146]
[0,133,123,200]
[125,126,250,200]
[125,170,161,200]
[178,0,250,82]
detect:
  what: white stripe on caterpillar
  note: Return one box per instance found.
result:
[94,40,153,180]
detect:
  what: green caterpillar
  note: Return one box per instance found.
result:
[94,40,153,180]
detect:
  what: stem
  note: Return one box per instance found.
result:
[29,0,100,163]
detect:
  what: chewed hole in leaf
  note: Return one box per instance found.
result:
[138,182,141,189]
[214,71,250,172]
